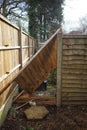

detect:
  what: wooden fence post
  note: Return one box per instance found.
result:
[56,29,62,107]
[19,28,23,68]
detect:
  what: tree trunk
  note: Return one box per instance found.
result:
[43,12,46,40]
[40,13,42,41]
[2,0,7,17]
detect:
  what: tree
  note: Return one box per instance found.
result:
[0,0,64,40]
[27,0,64,40]
[0,0,26,17]
[0,0,29,32]
[79,15,87,33]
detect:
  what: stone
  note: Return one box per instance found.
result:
[24,106,49,119]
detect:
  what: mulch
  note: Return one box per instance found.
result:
[1,104,87,130]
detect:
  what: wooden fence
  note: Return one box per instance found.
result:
[0,14,87,107]
[0,15,37,107]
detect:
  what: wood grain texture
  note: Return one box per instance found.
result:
[0,15,36,106]
[62,37,87,105]
[15,35,57,93]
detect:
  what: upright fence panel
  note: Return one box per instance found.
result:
[0,15,37,107]
[62,35,87,105]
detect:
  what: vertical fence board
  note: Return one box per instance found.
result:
[19,28,23,68]
[0,20,2,46]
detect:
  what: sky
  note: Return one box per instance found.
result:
[63,0,87,32]
[0,0,87,32]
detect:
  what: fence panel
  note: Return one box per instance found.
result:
[62,35,87,105]
[0,15,37,106]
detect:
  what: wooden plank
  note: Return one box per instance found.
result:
[22,48,29,65]
[63,61,87,65]
[0,51,3,77]
[19,28,23,68]
[62,68,87,73]
[63,38,87,46]
[62,84,87,88]
[3,50,10,74]
[14,93,56,105]
[62,55,87,61]
[62,92,87,97]
[62,74,87,80]
[1,21,10,46]
[29,38,33,58]
[13,90,25,102]
[63,48,87,51]
[0,46,20,50]
[62,70,87,75]
[22,33,28,46]
[56,29,62,106]
[0,20,2,46]
[63,49,87,56]
[62,88,87,93]
[0,21,4,79]
[63,34,87,39]
[62,96,87,101]
[11,26,19,46]
[63,44,87,49]
[62,64,87,69]
[0,86,18,127]
[62,79,87,84]
[22,46,29,49]
[62,101,87,105]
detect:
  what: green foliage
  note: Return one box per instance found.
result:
[9,107,17,115]
[26,126,34,130]
[48,68,57,86]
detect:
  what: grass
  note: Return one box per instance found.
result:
[47,85,56,91]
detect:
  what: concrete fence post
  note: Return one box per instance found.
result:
[56,29,63,107]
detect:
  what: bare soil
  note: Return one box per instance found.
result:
[1,104,87,130]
